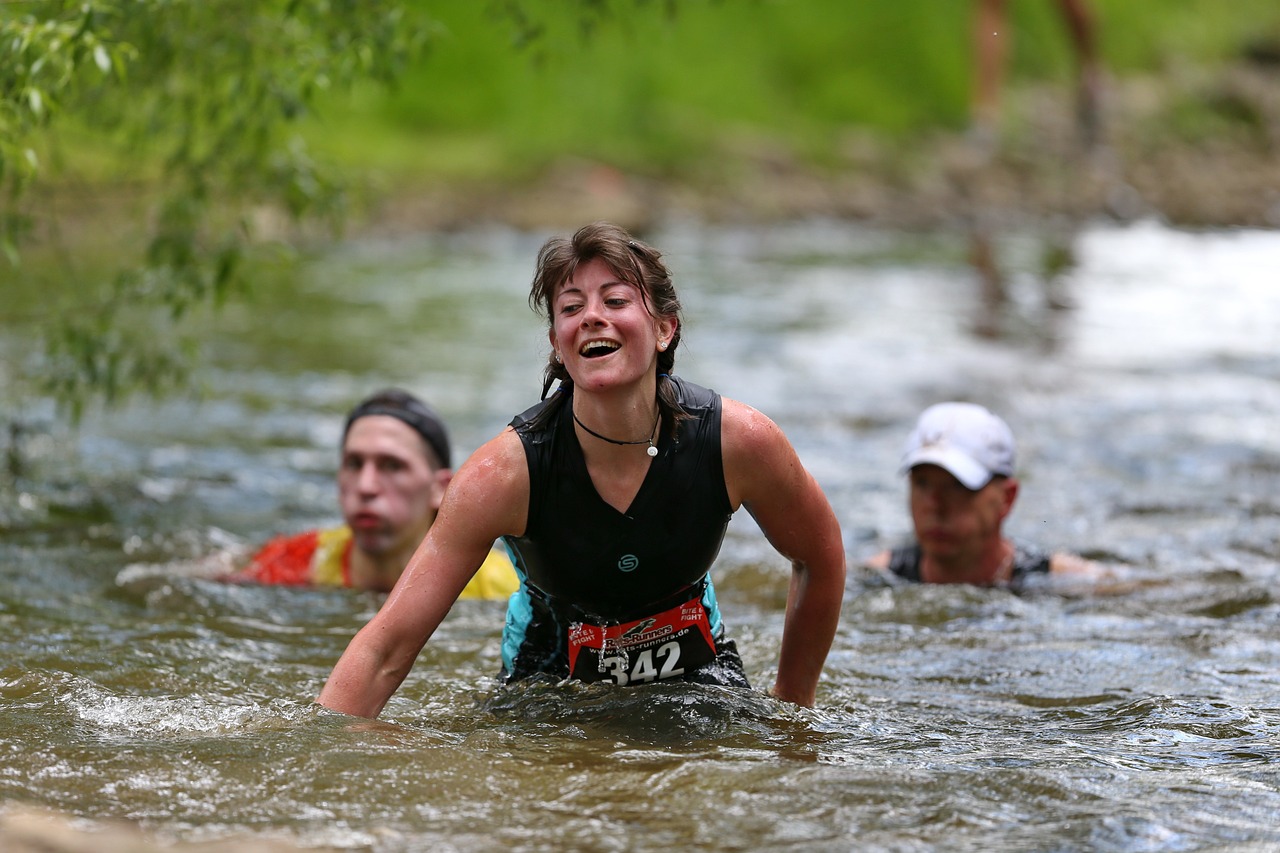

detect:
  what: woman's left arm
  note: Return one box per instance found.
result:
[721,399,846,707]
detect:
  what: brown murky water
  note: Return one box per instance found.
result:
[2,221,1278,851]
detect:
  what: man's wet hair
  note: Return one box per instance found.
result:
[343,389,451,469]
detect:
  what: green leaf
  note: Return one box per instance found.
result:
[5,0,437,418]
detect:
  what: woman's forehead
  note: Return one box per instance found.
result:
[557,259,639,297]
[570,255,624,281]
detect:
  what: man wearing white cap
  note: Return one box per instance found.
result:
[866,402,1099,588]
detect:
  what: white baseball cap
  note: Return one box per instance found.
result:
[899,402,1016,490]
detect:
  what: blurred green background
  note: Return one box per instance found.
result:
[302,0,1280,189]
[4,0,1280,421]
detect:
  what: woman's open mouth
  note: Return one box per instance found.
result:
[579,340,620,359]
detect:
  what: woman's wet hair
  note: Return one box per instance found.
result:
[527,221,688,435]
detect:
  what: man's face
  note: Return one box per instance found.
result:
[908,464,1017,560]
[338,416,447,559]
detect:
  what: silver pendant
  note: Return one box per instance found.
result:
[647,444,658,457]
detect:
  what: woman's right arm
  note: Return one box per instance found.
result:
[316,429,528,718]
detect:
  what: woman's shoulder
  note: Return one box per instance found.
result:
[470,426,526,466]
[439,427,529,538]
[450,428,526,493]
[718,396,802,508]
[720,396,785,448]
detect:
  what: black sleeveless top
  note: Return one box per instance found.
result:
[502,377,734,622]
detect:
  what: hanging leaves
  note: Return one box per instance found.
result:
[1,0,433,418]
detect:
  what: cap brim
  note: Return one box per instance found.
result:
[900,447,993,490]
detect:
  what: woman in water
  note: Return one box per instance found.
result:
[317,222,845,713]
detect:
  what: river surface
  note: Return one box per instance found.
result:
[2,220,1278,851]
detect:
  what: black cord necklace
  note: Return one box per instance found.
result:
[572,409,660,457]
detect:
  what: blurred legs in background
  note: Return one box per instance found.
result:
[971,0,1103,149]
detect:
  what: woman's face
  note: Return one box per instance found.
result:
[549,256,677,393]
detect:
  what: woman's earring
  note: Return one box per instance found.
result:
[658,340,668,351]
[553,351,562,363]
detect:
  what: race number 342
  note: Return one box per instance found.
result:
[599,641,685,685]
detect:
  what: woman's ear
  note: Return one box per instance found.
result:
[655,316,678,349]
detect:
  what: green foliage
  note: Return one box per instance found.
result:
[337,0,977,179]
[0,7,124,176]
[1,5,132,260]
[1095,0,1280,71]
[1,0,431,418]
[305,0,1280,187]
[1158,85,1273,151]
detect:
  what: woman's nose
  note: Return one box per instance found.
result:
[579,297,605,326]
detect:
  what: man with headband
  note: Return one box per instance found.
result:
[234,389,518,597]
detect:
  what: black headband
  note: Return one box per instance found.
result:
[343,396,451,469]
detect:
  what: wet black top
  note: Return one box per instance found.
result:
[502,376,733,621]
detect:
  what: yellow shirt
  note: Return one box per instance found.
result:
[247,525,519,599]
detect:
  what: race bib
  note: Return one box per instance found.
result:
[567,596,716,685]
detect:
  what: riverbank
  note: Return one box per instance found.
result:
[357,62,1280,236]
[0,806,324,853]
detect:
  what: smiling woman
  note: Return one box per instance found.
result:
[315,221,846,715]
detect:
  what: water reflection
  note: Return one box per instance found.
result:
[966,223,1079,345]
[2,221,1279,850]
